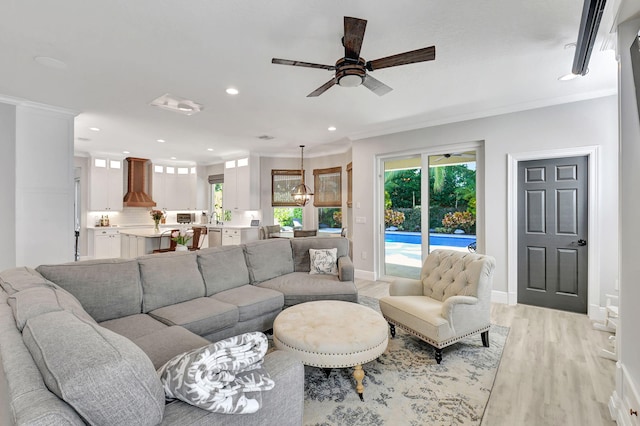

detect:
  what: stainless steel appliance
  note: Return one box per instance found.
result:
[177,213,195,224]
[209,228,222,247]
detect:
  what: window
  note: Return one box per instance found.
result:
[272,169,303,206]
[318,207,342,233]
[208,174,224,222]
[274,207,303,230]
[313,167,342,207]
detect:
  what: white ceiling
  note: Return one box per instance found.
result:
[0,1,619,164]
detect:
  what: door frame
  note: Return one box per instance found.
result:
[375,140,484,281]
[507,146,600,319]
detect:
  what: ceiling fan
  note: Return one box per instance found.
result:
[272,16,436,97]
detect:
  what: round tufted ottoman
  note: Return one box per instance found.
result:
[273,300,388,401]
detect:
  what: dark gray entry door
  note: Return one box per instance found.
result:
[517,156,588,313]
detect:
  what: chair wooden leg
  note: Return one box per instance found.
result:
[435,348,443,364]
[481,330,490,347]
[388,323,396,338]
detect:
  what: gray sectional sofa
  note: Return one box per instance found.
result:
[0,236,357,425]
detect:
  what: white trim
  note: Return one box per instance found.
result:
[0,94,78,116]
[609,363,640,426]
[374,140,483,280]
[507,146,600,318]
[491,290,509,304]
[355,269,377,281]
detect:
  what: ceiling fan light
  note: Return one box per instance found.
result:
[338,74,364,87]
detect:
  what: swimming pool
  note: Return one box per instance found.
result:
[385,232,476,248]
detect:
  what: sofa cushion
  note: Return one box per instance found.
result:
[256,272,358,307]
[197,246,251,295]
[0,291,86,425]
[243,239,294,284]
[0,267,53,295]
[290,237,349,272]
[138,252,206,312]
[309,248,338,275]
[22,310,165,426]
[211,285,284,322]
[8,286,95,331]
[36,258,142,322]
[99,314,169,340]
[149,297,238,336]
[131,325,211,370]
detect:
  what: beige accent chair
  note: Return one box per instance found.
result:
[261,225,282,239]
[379,249,496,364]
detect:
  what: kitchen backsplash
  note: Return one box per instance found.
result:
[89,208,261,227]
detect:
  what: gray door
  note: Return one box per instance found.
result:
[518,156,588,313]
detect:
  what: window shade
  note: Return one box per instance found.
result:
[313,167,342,207]
[208,174,224,184]
[272,169,303,206]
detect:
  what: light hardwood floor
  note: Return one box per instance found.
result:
[356,279,616,426]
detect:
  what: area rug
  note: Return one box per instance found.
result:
[301,296,508,426]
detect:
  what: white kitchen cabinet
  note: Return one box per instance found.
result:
[152,164,197,210]
[221,227,260,246]
[120,234,147,259]
[89,228,121,259]
[89,157,123,211]
[223,156,260,211]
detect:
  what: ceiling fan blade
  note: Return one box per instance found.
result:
[272,58,335,71]
[362,74,393,96]
[343,17,367,60]
[366,46,436,71]
[307,79,337,97]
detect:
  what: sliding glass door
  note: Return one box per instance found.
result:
[382,156,423,279]
[380,150,477,280]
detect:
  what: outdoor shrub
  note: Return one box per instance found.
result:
[429,206,457,230]
[385,209,405,228]
[434,227,455,234]
[442,211,476,233]
[397,207,421,231]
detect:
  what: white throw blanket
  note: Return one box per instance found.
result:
[158,332,275,414]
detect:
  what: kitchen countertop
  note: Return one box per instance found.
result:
[207,225,259,230]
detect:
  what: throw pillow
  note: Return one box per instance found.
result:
[309,248,338,275]
[158,332,274,414]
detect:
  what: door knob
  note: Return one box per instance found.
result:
[577,239,587,246]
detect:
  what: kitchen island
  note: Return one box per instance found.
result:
[119,225,208,258]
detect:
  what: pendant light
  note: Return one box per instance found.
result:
[291,145,313,206]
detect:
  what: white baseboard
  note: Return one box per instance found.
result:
[589,303,607,323]
[355,269,377,281]
[491,290,509,304]
[610,363,640,426]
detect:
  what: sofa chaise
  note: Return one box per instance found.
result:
[0,236,356,425]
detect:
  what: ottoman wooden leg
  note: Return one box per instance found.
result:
[353,364,365,401]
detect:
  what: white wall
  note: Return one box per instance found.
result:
[0,103,17,270]
[352,96,619,304]
[0,97,76,269]
[614,17,640,423]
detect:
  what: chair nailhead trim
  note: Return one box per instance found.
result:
[383,316,489,349]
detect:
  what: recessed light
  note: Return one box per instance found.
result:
[328,126,337,131]
[33,56,68,69]
[123,151,130,154]
[226,88,239,95]
[171,157,177,160]
[157,139,166,143]
[207,148,214,152]
[89,127,101,132]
